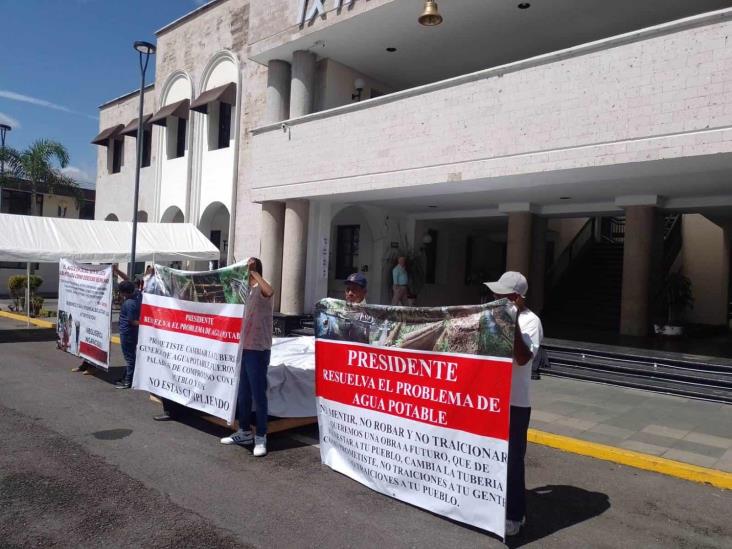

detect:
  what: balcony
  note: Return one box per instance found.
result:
[249,10,732,210]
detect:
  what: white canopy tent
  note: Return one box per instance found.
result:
[0,213,219,263]
[0,214,220,325]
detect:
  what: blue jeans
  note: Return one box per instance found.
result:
[120,335,137,384]
[237,349,271,437]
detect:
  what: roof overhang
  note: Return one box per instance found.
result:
[190,82,237,114]
[91,124,124,146]
[120,115,153,137]
[149,99,190,127]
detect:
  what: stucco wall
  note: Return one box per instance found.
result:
[250,14,732,201]
[681,214,729,326]
[95,87,157,222]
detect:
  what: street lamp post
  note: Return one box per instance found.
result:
[0,123,11,178]
[0,123,11,213]
[129,41,156,279]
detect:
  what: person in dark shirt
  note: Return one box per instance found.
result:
[116,280,142,389]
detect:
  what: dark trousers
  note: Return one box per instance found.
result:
[120,336,137,384]
[237,349,270,437]
[507,405,531,521]
[161,397,190,419]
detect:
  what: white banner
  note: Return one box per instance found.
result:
[57,259,113,370]
[316,341,512,537]
[131,293,244,423]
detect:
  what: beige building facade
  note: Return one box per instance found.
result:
[94,0,732,338]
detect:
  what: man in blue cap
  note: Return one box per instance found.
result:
[344,272,367,304]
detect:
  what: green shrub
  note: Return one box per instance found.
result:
[8,275,43,312]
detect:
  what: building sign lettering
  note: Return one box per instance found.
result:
[297,0,354,26]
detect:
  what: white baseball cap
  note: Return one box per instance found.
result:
[484,271,528,297]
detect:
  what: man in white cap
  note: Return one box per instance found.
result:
[484,271,543,537]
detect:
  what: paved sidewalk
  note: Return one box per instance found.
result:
[531,375,732,472]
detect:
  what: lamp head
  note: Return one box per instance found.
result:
[134,41,156,55]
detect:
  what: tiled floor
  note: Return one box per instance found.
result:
[531,376,732,471]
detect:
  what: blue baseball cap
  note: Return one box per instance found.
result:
[345,272,367,289]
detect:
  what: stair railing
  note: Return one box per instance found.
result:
[547,218,595,288]
[662,214,682,274]
[600,216,625,243]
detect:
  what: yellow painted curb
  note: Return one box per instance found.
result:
[528,428,732,490]
[0,310,54,329]
[111,335,120,345]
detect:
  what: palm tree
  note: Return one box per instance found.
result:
[0,139,79,216]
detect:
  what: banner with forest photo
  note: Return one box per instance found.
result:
[131,262,250,423]
[314,298,516,539]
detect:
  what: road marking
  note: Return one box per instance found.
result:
[528,429,732,490]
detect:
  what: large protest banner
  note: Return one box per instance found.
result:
[315,299,515,538]
[132,262,249,423]
[57,259,113,369]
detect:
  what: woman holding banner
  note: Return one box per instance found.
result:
[221,258,274,457]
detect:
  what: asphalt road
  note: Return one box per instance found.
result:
[0,340,730,548]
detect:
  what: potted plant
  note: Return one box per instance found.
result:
[654,271,693,336]
[8,274,43,314]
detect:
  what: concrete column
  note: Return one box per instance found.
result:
[260,201,285,312]
[529,216,547,313]
[265,60,291,124]
[280,199,310,315]
[290,50,316,118]
[506,212,533,277]
[620,206,656,336]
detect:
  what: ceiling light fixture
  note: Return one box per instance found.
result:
[386,47,397,52]
[559,196,571,200]
[427,205,438,208]
[518,3,531,9]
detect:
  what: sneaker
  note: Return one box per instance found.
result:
[220,429,254,445]
[505,517,526,537]
[253,435,267,457]
[114,380,131,389]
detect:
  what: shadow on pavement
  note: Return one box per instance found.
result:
[0,328,57,343]
[77,364,127,386]
[506,484,611,547]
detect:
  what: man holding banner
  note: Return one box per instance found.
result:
[115,281,142,390]
[220,258,274,457]
[485,271,544,537]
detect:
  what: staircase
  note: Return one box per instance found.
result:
[542,341,732,404]
[544,237,624,331]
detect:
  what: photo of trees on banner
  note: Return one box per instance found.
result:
[314,299,516,538]
[132,262,250,423]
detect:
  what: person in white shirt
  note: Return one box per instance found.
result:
[484,271,543,537]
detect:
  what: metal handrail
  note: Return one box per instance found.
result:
[547,218,595,287]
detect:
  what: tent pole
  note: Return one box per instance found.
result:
[26,262,30,327]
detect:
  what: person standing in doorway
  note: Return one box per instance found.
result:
[220,257,274,457]
[115,281,142,389]
[484,271,543,537]
[391,256,409,306]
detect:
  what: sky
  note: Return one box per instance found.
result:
[0,0,209,189]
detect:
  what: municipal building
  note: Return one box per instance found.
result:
[93,0,732,342]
